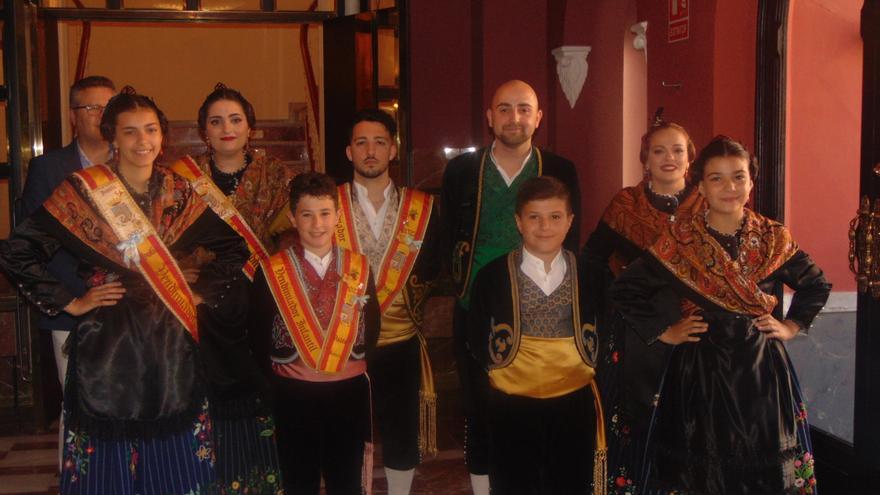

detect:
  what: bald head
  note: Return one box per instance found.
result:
[487,80,542,149]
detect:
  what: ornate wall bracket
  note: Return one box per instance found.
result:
[551,45,591,109]
[849,195,880,299]
[631,21,648,61]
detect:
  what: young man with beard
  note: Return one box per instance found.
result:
[440,79,581,494]
[335,109,441,494]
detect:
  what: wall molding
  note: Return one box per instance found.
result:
[551,45,591,109]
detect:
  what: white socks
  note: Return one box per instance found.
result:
[385,467,415,495]
[469,473,490,495]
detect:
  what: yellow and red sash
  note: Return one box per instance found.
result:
[169,156,269,280]
[335,184,433,313]
[264,247,370,373]
[72,165,199,341]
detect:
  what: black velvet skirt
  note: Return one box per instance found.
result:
[650,310,806,495]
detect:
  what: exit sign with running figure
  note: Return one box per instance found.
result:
[668,0,690,43]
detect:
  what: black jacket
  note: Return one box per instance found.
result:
[440,147,581,299]
[20,142,89,331]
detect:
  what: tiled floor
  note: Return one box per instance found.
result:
[0,430,60,494]
[0,422,472,495]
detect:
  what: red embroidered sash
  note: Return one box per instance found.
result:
[335,184,433,313]
[649,207,799,316]
[169,156,269,280]
[264,247,370,373]
[68,165,199,340]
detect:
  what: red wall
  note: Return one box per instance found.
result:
[408,0,477,188]
[786,0,862,292]
[554,0,636,235]
[713,1,757,150]
[481,1,551,148]
[409,0,759,240]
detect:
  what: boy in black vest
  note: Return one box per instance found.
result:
[467,176,605,495]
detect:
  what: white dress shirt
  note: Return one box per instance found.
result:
[303,248,333,279]
[353,180,394,240]
[490,140,533,187]
[520,247,567,296]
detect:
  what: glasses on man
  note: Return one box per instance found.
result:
[72,104,105,115]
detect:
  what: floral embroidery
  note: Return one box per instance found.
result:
[608,406,632,441]
[127,442,139,478]
[257,415,276,438]
[608,467,636,495]
[63,429,93,483]
[192,400,216,466]
[793,451,816,494]
[796,402,809,424]
[222,467,283,494]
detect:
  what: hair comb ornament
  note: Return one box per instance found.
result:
[651,107,665,127]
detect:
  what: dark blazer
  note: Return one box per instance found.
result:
[20,142,88,331]
[440,146,581,299]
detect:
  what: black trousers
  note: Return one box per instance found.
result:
[272,374,371,495]
[370,336,422,470]
[453,303,490,475]
[488,385,597,495]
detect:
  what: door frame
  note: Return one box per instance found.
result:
[755,0,880,488]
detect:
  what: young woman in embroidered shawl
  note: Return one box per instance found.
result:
[170,83,298,493]
[0,87,249,494]
[610,136,831,494]
[580,118,702,494]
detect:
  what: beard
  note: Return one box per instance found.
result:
[495,126,532,147]
[354,161,389,179]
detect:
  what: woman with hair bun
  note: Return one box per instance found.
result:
[610,135,830,494]
[581,114,703,493]
[0,87,249,494]
[167,83,297,494]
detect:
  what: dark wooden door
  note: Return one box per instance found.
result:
[854,0,880,486]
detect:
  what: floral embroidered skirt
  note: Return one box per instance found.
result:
[211,396,283,495]
[642,312,817,495]
[60,400,216,495]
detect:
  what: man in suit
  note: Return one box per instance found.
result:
[20,75,116,387]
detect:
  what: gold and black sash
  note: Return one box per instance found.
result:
[264,247,369,373]
[45,165,200,341]
[602,181,703,275]
[649,206,799,316]
[170,156,269,280]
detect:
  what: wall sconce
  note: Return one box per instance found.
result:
[631,21,648,61]
[551,46,591,109]
[444,146,478,160]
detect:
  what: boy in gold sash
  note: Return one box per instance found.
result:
[467,176,606,495]
[335,110,440,494]
[253,172,380,495]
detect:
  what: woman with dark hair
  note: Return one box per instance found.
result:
[0,87,248,494]
[610,135,830,494]
[167,83,296,493]
[580,117,703,493]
